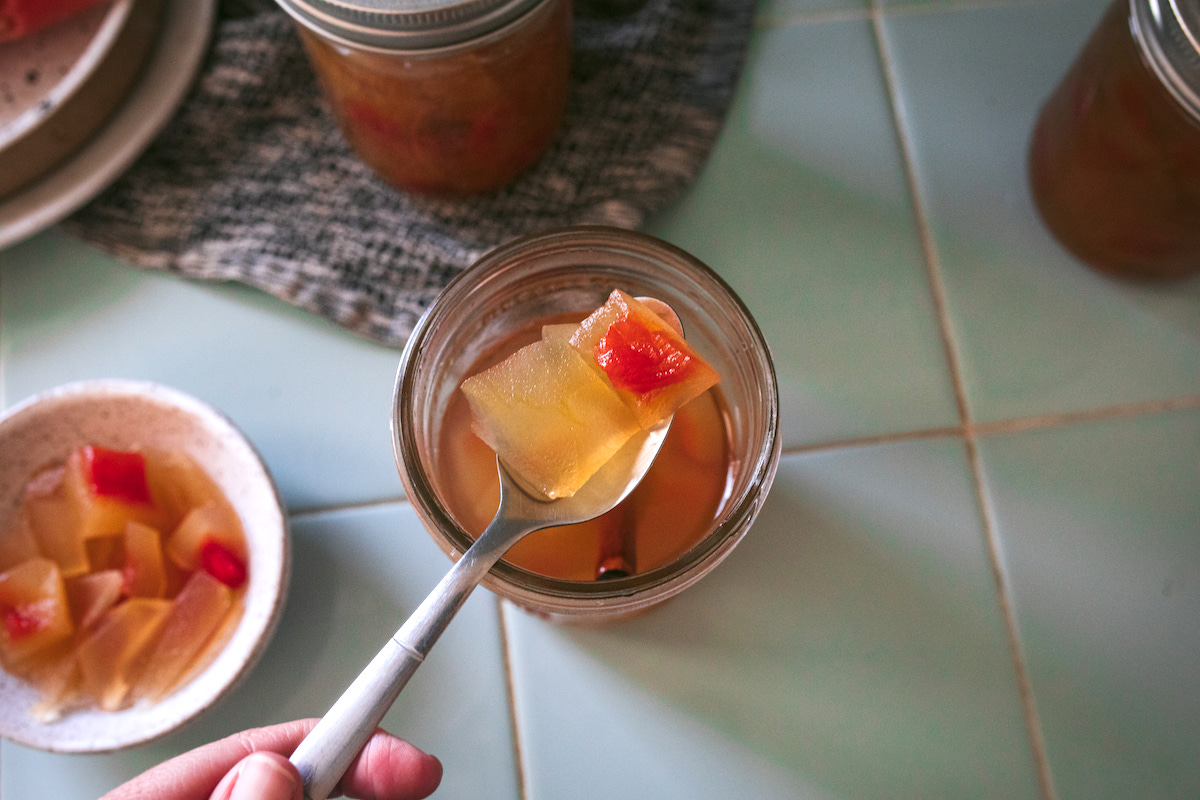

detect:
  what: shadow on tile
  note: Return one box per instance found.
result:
[139,505,519,800]
[878,0,1200,421]
[977,411,1200,799]
[645,21,960,447]
[511,443,1042,799]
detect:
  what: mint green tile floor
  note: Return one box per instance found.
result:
[2,0,1199,797]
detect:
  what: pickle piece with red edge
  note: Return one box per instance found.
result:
[165,505,248,589]
[0,558,74,670]
[569,290,719,430]
[63,446,165,541]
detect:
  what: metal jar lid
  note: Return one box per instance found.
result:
[273,0,549,51]
[1131,0,1200,121]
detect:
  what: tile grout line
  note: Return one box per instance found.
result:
[783,426,966,456]
[867,5,1059,799]
[759,0,1062,31]
[755,6,871,28]
[959,440,1059,800]
[970,394,1200,436]
[496,600,530,800]
[276,505,537,797]
[780,393,1200,457]
[867,8,971,428]
[286,496,409,520]
[282,394,1200,517]
[882,0,1066,19]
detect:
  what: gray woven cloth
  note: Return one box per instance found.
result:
[61,0,754,347]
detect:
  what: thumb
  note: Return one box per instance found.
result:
[209,751,303,800]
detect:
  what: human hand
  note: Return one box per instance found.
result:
[101,718,443,800]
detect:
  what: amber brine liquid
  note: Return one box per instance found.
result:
[296,0,571,197]
[1028,0,1200,280]
[435,321,733,582]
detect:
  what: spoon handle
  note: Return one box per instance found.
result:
[290,512,534,800]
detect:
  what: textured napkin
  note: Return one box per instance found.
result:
[61,0,754,347]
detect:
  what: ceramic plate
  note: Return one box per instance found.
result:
[0,0,214,250]
[0,0,163,200]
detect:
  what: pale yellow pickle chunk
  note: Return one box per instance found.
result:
[461,335,640,499]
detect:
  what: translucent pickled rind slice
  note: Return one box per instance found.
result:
[0,445,253,718]
[79,446,152,505]
[166,503,248,575]
[22,465,89,578]
[144,448,233,531]
[462,336,640,499]
[76,597,171,712]
[0,515,41,574]
[63,448,164,541]
[84,534,122,573]
[570,290,720,430]
[138,570,234,703]
[65,569,123,630]
[122,522,168,599]
[540,322,578,342]
[27,644,83,722]
[0,558,75,669]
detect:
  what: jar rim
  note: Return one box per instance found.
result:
[391,226,781,617]
[273,0,548,50]
[1131,0,1200,121]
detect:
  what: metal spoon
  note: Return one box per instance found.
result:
[289,419,672,800]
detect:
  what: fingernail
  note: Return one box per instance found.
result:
[229,753,301,800]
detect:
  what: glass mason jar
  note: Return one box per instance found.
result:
[273,0,571,197]
[392,227,781,622]
[1029,0,1200,280]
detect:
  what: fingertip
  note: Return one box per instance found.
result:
[341,731,444,800]
[418,752,444,798]
[393,749,442,800]
[212,751,302,800]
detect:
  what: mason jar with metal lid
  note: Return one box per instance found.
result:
[274,0,572,196]
[1029,0,1200,280]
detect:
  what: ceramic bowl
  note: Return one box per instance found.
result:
[0,380,289,752]
[0,0,165,200]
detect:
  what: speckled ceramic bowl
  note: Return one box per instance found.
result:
[0,380,289,752]
[0,0,164,200]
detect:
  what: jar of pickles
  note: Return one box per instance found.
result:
[392,227,781,622]
[1028,0,1200,280]
[273,0,572,197]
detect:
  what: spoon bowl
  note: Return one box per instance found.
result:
[289,418,671,800]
